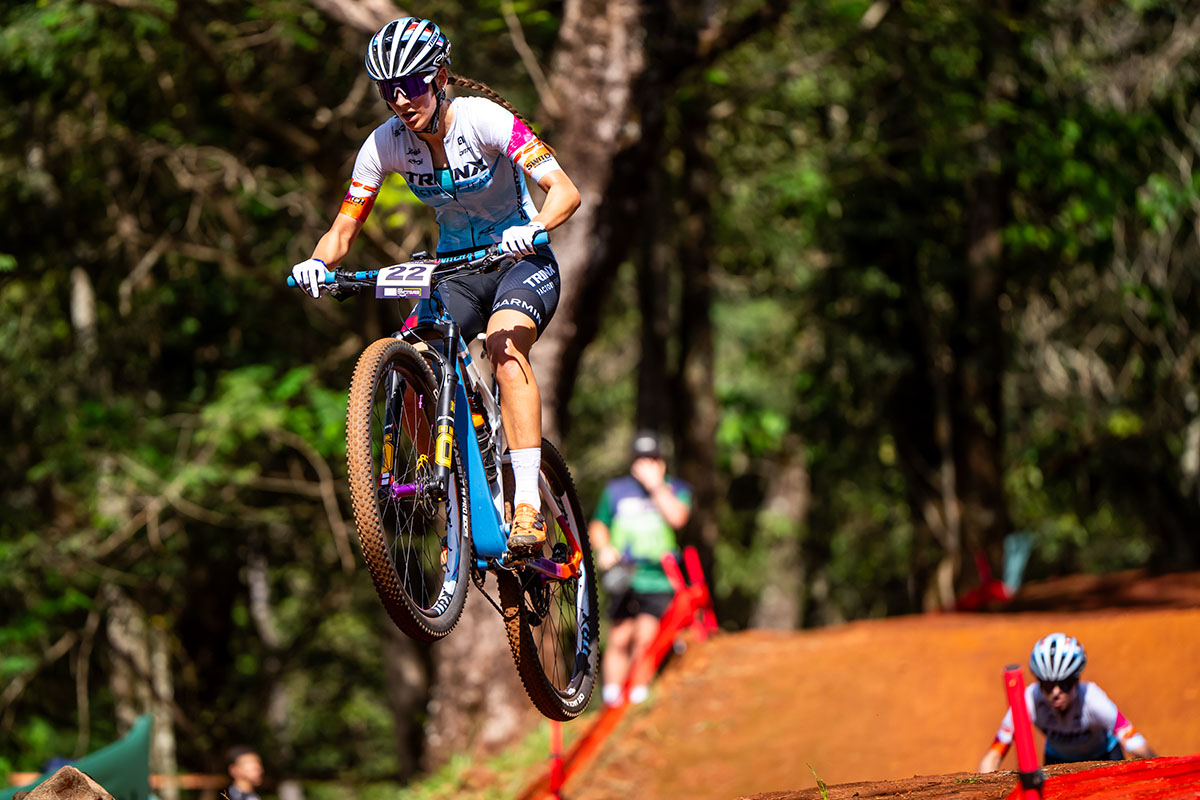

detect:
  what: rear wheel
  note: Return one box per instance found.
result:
[346,338,469,642]
[499,440,599,720]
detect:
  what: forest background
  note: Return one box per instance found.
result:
[3,0,1200,793]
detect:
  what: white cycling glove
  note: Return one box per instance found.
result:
[499,220,545,257]
[291,257,329,298]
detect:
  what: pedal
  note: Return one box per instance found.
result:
[501,544,543,567]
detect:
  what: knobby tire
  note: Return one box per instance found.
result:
[346,337,470,642]
[499,440,599,720]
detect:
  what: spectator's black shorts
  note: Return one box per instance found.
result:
[608,590,674,622]
[433,250,560,340]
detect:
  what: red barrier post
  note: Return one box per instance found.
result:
[516,552,721,800]
[661,552,687,594]
[548,720,564,799]
[1004,664,1045,800]
[682,546,718,637]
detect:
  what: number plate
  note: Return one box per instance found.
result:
[376,261,436,299]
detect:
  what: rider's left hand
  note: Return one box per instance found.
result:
[500,220,545,256]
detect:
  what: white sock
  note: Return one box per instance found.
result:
[629,685,649,704]
[602,684,623,706]
[509,447,542,510]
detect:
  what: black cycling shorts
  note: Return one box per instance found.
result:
[608,590,674,622]
[1043,743,1124,766]
[433,250,560,340]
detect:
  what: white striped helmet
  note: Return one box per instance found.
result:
[1029,632,1087,682]
[364,18,451,81]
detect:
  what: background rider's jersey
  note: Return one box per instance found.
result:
[991,681,1148,762]
[338,97,562,256]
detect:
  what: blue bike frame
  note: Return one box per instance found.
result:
[402,301,585,581]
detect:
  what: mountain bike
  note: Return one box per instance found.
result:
[288,233,598,720]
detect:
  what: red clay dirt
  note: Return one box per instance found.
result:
[564,570,1200,800]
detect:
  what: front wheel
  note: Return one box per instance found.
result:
[498,440,599,720]
[346,338,470,642]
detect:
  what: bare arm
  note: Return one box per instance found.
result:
[532,169,581,232]
[630,459,691,530]
[1124,739,1156,759]
[588,520,621,570]
[311,213,365,267]
[977,747,1003,773]
[648,484,690,530]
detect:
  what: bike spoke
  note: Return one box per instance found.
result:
[370,364,448,611]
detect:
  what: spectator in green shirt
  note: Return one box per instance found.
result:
[589,431,692,706]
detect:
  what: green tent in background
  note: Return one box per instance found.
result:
[1,714,152,800]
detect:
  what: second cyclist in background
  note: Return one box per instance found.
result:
[290,17,580,554]
[590,431,692,706]
[977,632,1156,772]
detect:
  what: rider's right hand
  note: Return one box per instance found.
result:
[596,544,622,572]
[291,258,328,298]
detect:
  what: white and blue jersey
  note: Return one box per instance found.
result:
[991,681,1148,763]
[339,97,562,256]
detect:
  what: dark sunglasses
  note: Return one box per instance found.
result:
[1039,677,1078,693]
[377,74,433,102]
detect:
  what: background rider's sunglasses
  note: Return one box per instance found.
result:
[377,74,433,102]
[1039,677,1078,693]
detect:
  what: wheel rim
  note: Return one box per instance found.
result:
[370,363,461,614]
[523,482,592,698]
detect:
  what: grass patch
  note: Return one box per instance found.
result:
[303,714,594,800]
[807,762,830,800]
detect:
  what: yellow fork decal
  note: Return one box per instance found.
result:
[434,425,453,467]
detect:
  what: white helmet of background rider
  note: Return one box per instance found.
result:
[1029,632,1087,682]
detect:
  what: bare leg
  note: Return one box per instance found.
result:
[630,613,663,689]
[485,309,541,450]
[603,618,636,693]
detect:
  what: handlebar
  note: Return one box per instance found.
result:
[286,231,550,292]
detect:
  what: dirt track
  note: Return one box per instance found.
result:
[568,570,1200,800]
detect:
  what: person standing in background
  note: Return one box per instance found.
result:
[223,746,263,800]
[589,431,691,706]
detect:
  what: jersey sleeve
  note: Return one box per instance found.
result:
[992,683,1036,751]
[1087,684,1148,751]
[994,706,1016,747]
[593,484,615,527]
[471,98,562,183]
[338,128,389,222]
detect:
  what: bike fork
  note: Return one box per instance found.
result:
[427,321,461,501]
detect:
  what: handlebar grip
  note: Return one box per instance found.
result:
[532,230,550,246]
[286,272,336,288]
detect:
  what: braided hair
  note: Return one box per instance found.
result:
[447,72,556,155]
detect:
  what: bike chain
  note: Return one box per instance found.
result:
[471,553,506,617]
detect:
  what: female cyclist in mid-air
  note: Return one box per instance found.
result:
[290,18,580,554]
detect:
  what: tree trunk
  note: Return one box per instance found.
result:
[533,0,649,441]
[422,582,537,770]
[951,6,1017,583]
[535,0,790,440]
[381,618,428,779]
[104,586,178,800]
[672,95,721,583]
[749,439,810,629]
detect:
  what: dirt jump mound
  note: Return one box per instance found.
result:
[567,571,1200,800]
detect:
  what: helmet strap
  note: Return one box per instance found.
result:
[420,87,447,135]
